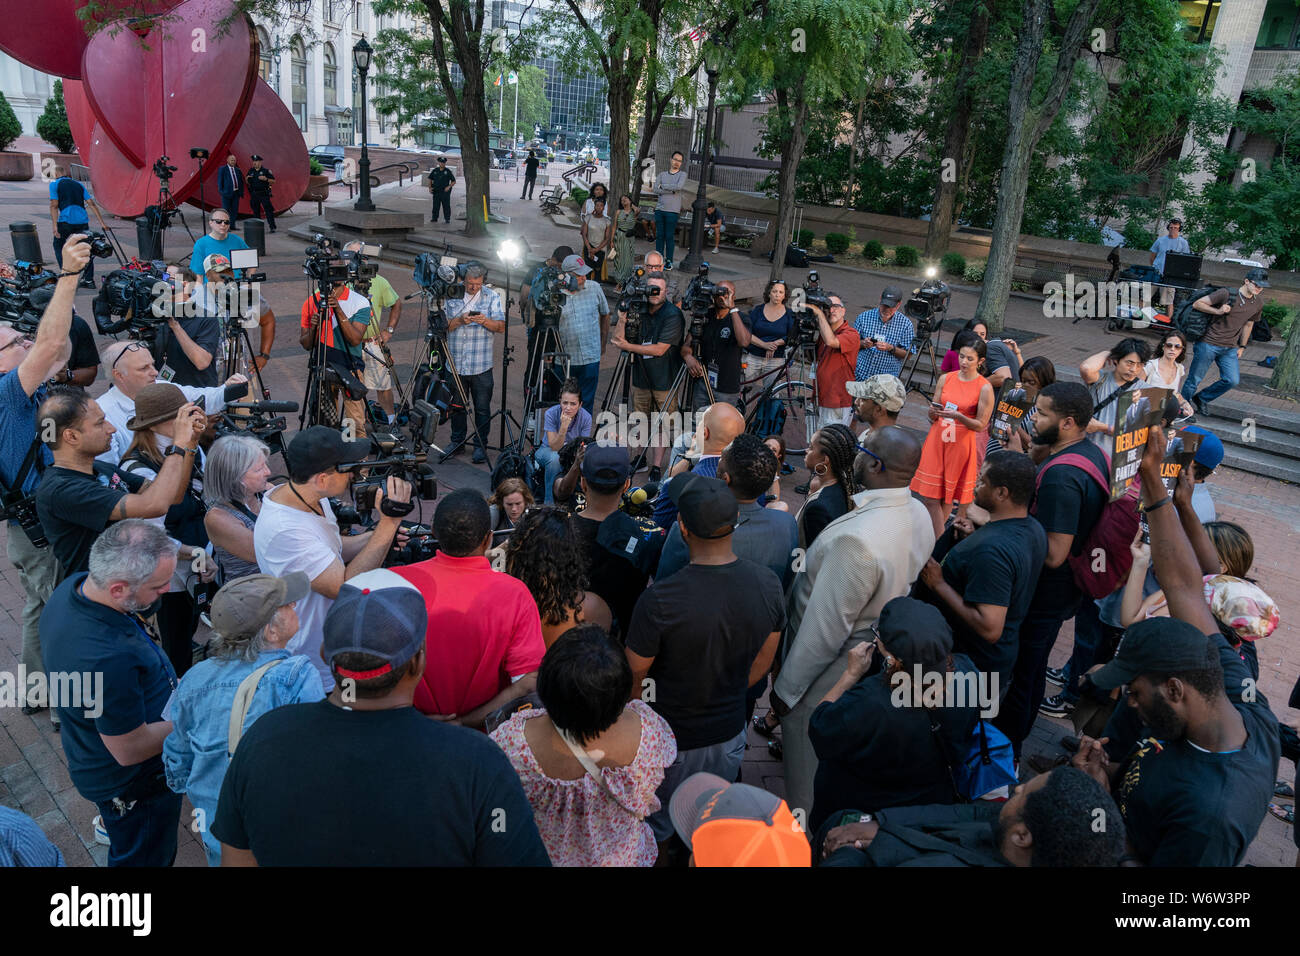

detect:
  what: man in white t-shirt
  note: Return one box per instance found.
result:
[253,427,411,689]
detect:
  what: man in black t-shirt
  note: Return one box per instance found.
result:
[24,285,100,387]
[212,567,551,866]
[625,473,784,843]
[610,273,685,477]
[571,443,665,638]
[917,450,1047,693]
[994,382,1108,757]
[682,280,750,411]
[521,149,540,200]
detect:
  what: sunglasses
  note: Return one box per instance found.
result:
[1164,342,1183,351]
[111,342,149,370]
[211,218,231,225]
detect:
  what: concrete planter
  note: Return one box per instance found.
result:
[302,174,330,202]
[38,151,82,176]
[0,151,34,181]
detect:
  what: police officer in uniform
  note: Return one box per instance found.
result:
[247,155,276,232]
[429,156,456,224]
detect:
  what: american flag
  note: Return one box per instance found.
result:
[688,25,706,43]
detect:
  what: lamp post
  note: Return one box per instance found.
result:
[679,42,721,274]
[353,36,375,212]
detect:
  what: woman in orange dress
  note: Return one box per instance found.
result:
[911,337,995,538]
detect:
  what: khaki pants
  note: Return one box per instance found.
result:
[5,524,63,691]
[780,645,854,825]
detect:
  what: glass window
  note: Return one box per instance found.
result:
[324,44,337,102]
[1179,1,1221,43]
[1256,0,1300,48]
[256,28,272,83]
[291,37,307,133]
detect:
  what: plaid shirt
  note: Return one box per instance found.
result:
[852,307,916,380]
[445,285,505,376]
[558,281,610,366]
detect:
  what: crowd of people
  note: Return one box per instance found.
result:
[1,232,1295,870]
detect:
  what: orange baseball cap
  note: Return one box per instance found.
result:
[669,773,810,867]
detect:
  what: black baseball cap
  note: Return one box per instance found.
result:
[285,425,371,478]
[1245,268,1270,289]
[880,285,903,306]
[876,596,952,672]
[582,443,631,490]
[666,473,738,538]
[1090,618,1218,690]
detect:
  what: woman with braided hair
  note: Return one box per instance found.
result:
[506,506,613,648]
[795,423,860,549]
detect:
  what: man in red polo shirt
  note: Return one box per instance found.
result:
[391,489,544,728]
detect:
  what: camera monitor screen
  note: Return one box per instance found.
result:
[229,248,259,270]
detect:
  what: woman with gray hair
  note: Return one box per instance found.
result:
[203,433,273,582]
[163,572,324,867]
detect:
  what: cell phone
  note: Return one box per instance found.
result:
[194,395,206,410]
[930,401,944,409]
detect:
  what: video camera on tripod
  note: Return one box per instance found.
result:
[683,264,725,341]
[903,271,951,338]
[413,252,467,302]
[216,398,295,457]
[152,156,178,183]
[91,264,172,342]
[618,267,652,342]
[530,263,564,329]
[792,270,837,346]
[337,398,441,515]
[304,234,349,286]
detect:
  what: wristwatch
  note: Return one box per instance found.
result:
[257,352,270,361]
[164,444,195,458]
[385,326,395,334]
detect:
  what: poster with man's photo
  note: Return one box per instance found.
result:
[1107,386,1171,500]
[989,381,1036,444]
[1140,428,1203,542]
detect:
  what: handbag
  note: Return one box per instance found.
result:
[227,659,284,755]
[928,710,1018,802]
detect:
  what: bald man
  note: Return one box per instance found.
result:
[771,426,935,821]
[651,402,745,530]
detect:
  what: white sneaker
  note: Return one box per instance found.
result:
[92,815,110,846]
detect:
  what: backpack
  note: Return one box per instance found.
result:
[1172,286,1223,343]
[1034,451,1140,600]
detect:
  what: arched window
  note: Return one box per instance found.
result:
[323,44,337,104]
[256,27,272,83]
[291,37,307,132]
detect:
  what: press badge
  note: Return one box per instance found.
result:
[625,536,638,555]
[707,367,718,388]
[158,365,176,382]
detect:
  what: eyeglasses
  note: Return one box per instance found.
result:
[856,443,884,468]
[1163,343,1183,351]
[0,334,32,353]
[110,342,149,371]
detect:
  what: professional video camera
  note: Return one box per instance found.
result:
[92,266,172,341]
[303,234,349,287]
[903,270,951,337]
[792,269,836,345]
[0,262,55,332]
[152,156,178,182]
[339,398,441,515]
[618,267,652,342]
[683,264,724,339]
[413,252,467,301]
[341,248,379,284]
[531,263,564,328]
[215,397,294,458]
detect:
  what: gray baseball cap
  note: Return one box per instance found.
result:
[210,572,311,641]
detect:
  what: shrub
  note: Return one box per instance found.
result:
[309,157,323,176]
[1121,220,1155,253]
[570,185,589,206]
[35,81,75,155]
[873,255,890,267]
[1262,301,1288,327]
[941,252,966,277]
[863,239,885,259]
[824,232,851,255]
[796,228,814,247]
[732,236,753,250]
[0,93,21,154]
[894,245,919,267]
[963,261,986,283]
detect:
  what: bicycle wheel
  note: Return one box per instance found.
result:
[769,379,816,455]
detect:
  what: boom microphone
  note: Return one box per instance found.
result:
[227,400,300,414]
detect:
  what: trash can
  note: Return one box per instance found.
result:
[242,218,266,257]
[136,215,163,261]
[9,221,43,266]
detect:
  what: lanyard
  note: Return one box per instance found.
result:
[78,581,178,691]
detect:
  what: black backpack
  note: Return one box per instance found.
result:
[1173,286,1224,343]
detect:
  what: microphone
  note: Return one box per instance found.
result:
[227,400,299,414]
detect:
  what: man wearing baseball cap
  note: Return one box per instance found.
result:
[1180,423,1222,521]
[211,568,551,866]
[626,473,784,851]
[1182,267,1268,416]
[252,426,411,690]
[1068,427,1279,866]
[163,572,324,866]
[851,286,915,381]
[670,773,810,866]
[845,373,906,437]
[556,252,611,414]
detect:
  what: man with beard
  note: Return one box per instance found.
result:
[993,383,1108,759]
[1069,428,1280,867]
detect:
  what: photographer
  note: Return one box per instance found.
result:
[609,272,684,482]
[344,241,402,425]
[96,340,245,466]
[852,286,915,381]
[536,379,592,505]
[154,254,226,388]
[253,426,412,691]
[808,294,861,427]
[681,279,750,411]
[0,235,88,719]
[47,166,101,289]
[299,273,372,437]
[556,254,610,414]
[521,244,573,396]
[444,263,505,463]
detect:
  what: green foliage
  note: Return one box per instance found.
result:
[36,81,75,154]
[1121,219,1156,252]
[824,232,851,255]
[941,252,966,276]
[863,239,885,259]
[372,25,450,147]
[570,185,589,206]
[893,245,919,267]
[484,65,551,142]
[963,261,986,283]
[731,235,754,250]
[1262,301,1289,327]
[309,157,323,176]
[796,228,814,247]
[0,92,20,154]
[873,255,891,267]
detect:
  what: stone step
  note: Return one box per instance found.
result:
[1191,417,1300,461]
[1216,442,1300,484]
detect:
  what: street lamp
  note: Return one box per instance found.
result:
[680,41,722,274]
[353,36,375,212]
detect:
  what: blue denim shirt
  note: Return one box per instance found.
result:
[163,649,325,865]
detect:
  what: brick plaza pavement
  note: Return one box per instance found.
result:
[0,164,1295,866]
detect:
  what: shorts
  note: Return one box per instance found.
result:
[361,342,393,391]
[631,386,676,415]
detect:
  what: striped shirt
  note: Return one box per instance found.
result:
[445,286,505,376]
[558,282,611,366]
[0,806,64,866]
[852,308,917,380]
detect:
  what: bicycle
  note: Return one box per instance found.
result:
[738,343,817,456]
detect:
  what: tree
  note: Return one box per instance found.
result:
[973,0,1102,333]
[36,81,77,154]
[372,31,450,147]
[483,65,550,144]
[0,92,20,154]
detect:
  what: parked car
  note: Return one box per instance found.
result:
[309,145,346,179]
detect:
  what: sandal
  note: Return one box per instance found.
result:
[1267,803,1295,825]
[1275,781,1295,798]
[751,711,779,739]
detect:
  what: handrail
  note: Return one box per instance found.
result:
[561,161,599,190]
[324,160,422,202]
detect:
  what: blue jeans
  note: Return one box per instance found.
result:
[654,210,680,264]
[53,222,94,283]
[1182,341,1240,406]
[648,727,747,841]
[570,360,600,415]
[535,443,562,504]
[94,787,182,867]
[1061,597,1103,704]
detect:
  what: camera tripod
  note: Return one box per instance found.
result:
[598,348,702,475]
[221,282,270,401]
[520,319,570,447]
[739,341,817,455]
[154,179,196,247]
[901,323,943,399]
[299,286,372,435]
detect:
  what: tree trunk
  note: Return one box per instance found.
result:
[974,0,1101,332]
[607,74,636,206]
[1268,315,1300,393]
[925,1,989,258]
[769,81,810,282]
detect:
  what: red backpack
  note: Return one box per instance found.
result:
[1034,451,1141,600]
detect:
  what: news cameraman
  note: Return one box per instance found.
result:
[520,244,573,396]
[299,268,372,438]
[0,234,88,718]
[154,254,226,388]
[343,241,402,425]
[808,294,861,427]
[681,279,749,411]
[555,253,611,414]
[444,263,505,464]
[609,272,684,482]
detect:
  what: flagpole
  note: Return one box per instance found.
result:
[499,76,504,129]
[513,80,519,144]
